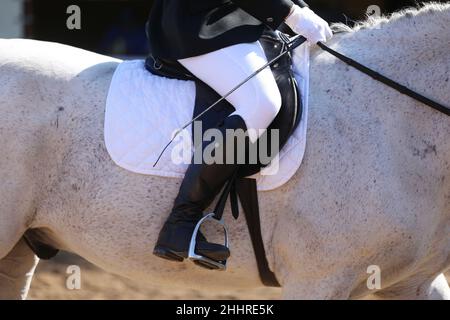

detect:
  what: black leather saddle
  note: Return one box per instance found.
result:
[145,28,303,177]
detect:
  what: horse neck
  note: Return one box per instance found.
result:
[306,5,450,174]
[310,4,450,123]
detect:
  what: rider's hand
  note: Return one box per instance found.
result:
[285,5,333,44]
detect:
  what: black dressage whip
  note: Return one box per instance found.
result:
[153,35,307,167]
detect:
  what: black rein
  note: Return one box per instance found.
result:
[317,42,450,117]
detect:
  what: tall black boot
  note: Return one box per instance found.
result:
[153,115,248,262]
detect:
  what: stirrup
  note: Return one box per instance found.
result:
[188,213,229,270]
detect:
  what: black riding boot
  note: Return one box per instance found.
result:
[153,115,248,262]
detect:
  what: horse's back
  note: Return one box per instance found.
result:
[0,39,121,241]
[0,38,120,117]
[0,38,120,144]
[0,38,120,74]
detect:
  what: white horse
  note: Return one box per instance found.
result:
[0,3,449,300]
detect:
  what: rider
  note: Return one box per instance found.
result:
[147,0,332,263]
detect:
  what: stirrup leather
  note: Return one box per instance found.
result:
[188,213,229,270]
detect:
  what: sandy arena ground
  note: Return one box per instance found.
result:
[28,252,281,300]
[28,252,449,300]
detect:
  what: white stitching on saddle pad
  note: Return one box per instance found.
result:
[104,45,310,191]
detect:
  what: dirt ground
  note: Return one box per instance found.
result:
[28,252,281,300]
[28,252,449,300]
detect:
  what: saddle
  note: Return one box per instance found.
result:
[145,29,303,286]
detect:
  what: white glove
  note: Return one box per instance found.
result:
[285,5,333,44]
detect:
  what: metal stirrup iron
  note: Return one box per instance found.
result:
[188,173,237,270]
[188,213,230,270]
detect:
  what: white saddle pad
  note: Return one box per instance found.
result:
[104,45,310,191]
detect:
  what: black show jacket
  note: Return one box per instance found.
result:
[146,0,308,59]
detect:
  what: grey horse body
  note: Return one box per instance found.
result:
[0,3,449,299]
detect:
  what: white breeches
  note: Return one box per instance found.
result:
[178,41,282,143]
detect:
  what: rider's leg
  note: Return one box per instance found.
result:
[153,114,247,262]
[153,42,281,262]
[179,41,282,144]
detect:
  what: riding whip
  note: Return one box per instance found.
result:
[153,35,307,167]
